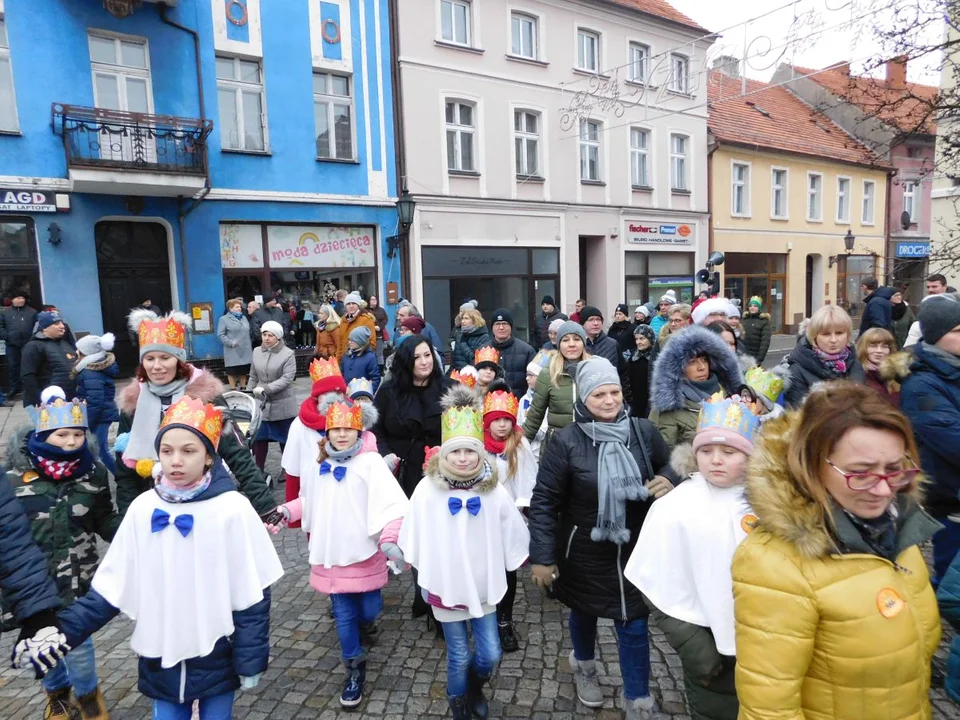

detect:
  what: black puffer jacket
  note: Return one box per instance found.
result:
[451,326,492,370]
[740,313,771,363]
[20,333,77,407]
[781,336,865,407]
[0,306,38,348]
[491,335,537,398]
[533,308,568,348]
[528,417,673,620]
[608,321,636,353]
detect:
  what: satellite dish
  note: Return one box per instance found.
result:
[901,210,911,230]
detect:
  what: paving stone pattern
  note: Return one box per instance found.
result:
[0,385,958,719]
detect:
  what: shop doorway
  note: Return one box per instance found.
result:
[96,220,172,371]
[722,253,786,332]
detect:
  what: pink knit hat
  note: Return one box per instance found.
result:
[691,395,759,456]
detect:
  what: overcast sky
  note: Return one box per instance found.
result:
[667,0,943,85]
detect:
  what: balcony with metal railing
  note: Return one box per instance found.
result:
[51,103,213,196]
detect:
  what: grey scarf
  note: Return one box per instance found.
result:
[924,343,960,371]
[122,375,193,464]
[324,437,364,462]
[575,402,649,544]
[680,374,720,405]
[74,351,106,373]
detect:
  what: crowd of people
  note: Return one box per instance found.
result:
[0,271,959,720]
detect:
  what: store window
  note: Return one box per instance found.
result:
[624,251,694,308]
[722,253,787,332]
[0,218,40,304]
[219,223,377,317]
[422,246,559,345]
[837,255,877,320]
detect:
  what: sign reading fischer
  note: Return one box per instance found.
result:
[626,221,695,246]
[0,190,59,213]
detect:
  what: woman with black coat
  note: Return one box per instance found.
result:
[528,357,675,720]
[623,324,655,418]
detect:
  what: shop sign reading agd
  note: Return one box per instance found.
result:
[266,226,376,269]
[625,221,695,246]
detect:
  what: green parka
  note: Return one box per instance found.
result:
[521,367,576,452]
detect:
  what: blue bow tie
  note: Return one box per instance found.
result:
[151,508,194,537]
[320,461,347,482]
[448,496,482,516]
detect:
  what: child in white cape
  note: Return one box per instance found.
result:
[624,394,760,720]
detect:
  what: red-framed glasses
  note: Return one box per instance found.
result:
[826,458,920,491]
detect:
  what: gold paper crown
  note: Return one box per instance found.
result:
[28,397,89,432]
[696,392,760,442]
[441,406,484,445]
[160,396,223,449]
[309,357,342,382]
[450,367,478,388]
[326,400,363,431]
[474,347,500,366]
[138,316,186,353]
[483,390,519,420]
[744,367,784,404]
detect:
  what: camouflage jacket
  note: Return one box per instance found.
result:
[1,426,121,626]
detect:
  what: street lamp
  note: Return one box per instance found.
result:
[829,230,856,268]
[388,189,416,259]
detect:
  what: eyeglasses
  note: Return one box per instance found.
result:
[668,317,685,326]
[826,458,920,491]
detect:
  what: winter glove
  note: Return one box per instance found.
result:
[531,564,559,589]
[240,673,262,690]
[383,454,400,474]
[260,507,287,534]
[11,611,70,679]
[380,542,407,569]
[645,475,674,499]
[252,387,266,399]
[113,432,130,454]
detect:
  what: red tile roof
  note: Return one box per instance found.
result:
[707,71,882,167]
[794,64,938,135]
[598,0,711,34]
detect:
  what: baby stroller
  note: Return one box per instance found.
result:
[215,390,274,487]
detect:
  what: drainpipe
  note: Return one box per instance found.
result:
[387,0,410,294]
[159,2,206,123]
[884,168,894,287]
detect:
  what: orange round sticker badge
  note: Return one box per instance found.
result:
[740,514,759,534]
[876,588,906,618]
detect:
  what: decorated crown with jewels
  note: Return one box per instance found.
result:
[28,397,89,432]
[127,310,190,356]
[474,347,500,367]
[744,367,784,404]
[160,396,223,449]
[483,389,519,420]
[696,393,760,443]
[442,405,484,444]
[347,377,374,399]
[450,366,479,388]
[309,357,342,382]
[326,400,364,431]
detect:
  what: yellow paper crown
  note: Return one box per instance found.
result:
[474,347,500,367]
[450,367,478,388]
[309,357,342,382]
[28,397,89,432]
[696,393,760,443]
[138,316,186,353]
[441,406,484,445]
[483,390,519,420]
[160,396,223,449]
[325,400,363,431]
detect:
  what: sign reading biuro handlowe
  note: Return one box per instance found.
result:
[266,226,376,269]
[625,220,696,246]
[0,190,58,213]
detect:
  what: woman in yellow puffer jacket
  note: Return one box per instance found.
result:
[732,382,941,720]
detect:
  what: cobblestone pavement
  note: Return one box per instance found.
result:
[0,384,959,719]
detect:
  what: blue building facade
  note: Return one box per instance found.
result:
[0,0,399,365]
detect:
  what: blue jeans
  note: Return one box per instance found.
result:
[568,608,651,701]
[441,611,502,697]
[152,692,235,720]
[330,590,383,661]
[41,637,99,697]
[91,422,116,474]
[932,517,960,587]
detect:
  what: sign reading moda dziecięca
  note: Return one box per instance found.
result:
[266,226,376,269]
[0,190,59,213]
[625,221,696,246]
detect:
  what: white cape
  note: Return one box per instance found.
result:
[624,475,753,656]
[301,452,409,567]
[398,476,529,618]
[92,489,284,668]
[491,438,538,508]
[281,417,322,478]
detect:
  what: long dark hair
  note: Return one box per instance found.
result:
[705,320,740,354]
[391,337,443,392]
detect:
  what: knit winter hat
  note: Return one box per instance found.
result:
[548,318,566,335]
[919,294,960,345]
[748,296,764,309]
[634,305,651,318]
[615,303,629,317]
[634,324,657,344]
[659,290,677,306]
[260,321,284,340]
[348,325,372,348]
[527,360,546,376]
[579,305,603,323]
[36,311,63,332]
[490,308,514,327]
[459,299,479,313]
[576,357,620,403]
[692,394,759,457]
[541,295,556,307]
[344,292,363,307]
[400,316,426,334]
[555,321,587,345]
[76,332,115,359]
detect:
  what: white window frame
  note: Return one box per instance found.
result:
[628,41,649,84]
[807,172,823,222]
[510,11,538,60]
[440,0,472,46]
[630,127,650,188]
[215,55,268,152]
[862,179,876,225]
[579,118,601,182]
[836,176,851,223]
[732,161,751,216]
[576,28,600,73]
[514,109,540,177]
[445,99,476,173]
[0,15,20,133]
[670,133,688,192]
[903,180,918,223]
[669,53,689,94]
[771,167,788,219]
[313,71,355,161]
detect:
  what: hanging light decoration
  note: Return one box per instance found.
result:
[103,0,142,19]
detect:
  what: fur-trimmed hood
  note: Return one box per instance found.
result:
[742,312,771,322]
[424,452,499,493]
[316,390,379,431]
[117,367,224,415]
[4,425,100,474]
[669,442,697,478]
[70,352,117,378]
[650,325,745,412]
[879,349,914,383]
[745,411,926,559]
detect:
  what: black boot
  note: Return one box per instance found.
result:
[340,659,366,708]
[466,668,491,719]
[498,621,520,653]
[448,694,471,720]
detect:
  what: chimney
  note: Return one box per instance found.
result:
[712,55,740,79]
[886,56,907,89]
